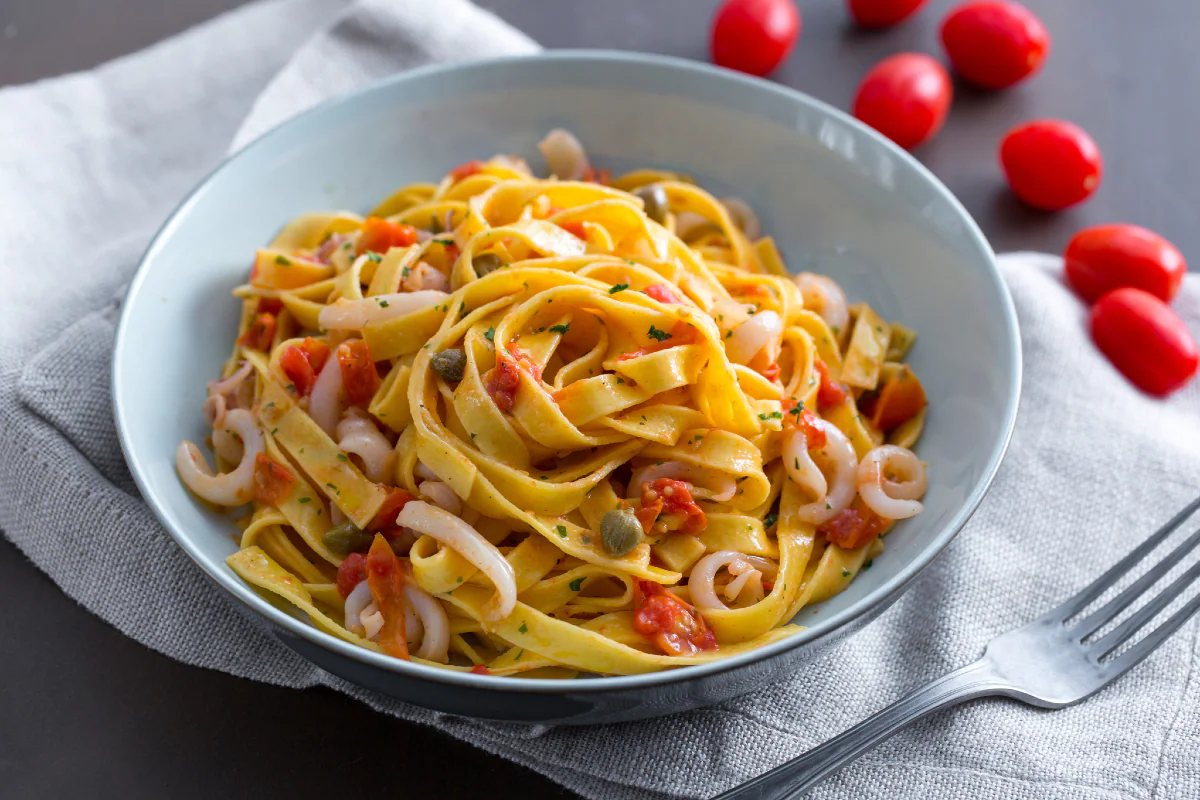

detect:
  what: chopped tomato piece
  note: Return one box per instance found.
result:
[814,359,847,408]
[781,397,827,448]
[617,321,699,361]
[253,453,296,506]
[559,220,588,240]
[368,488,417,533]
[256,297,284,315]
[357,216,420,256]
[581,166,611,185]
[820,506,888,550]
[238,312,276,351]
[865,367,927,432]
[366,534,410,659]
[760,362,781,382]
[449,160,484,182]
[484,348,541,413]
[280,336,330,397]
[470,664,492,675]
[644,284,683,304]
[336,552,369,598]
[638,478,707,535]
[337,340,381,405]
[632,581,717,657]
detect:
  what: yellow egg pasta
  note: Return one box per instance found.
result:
[175,130,929,677]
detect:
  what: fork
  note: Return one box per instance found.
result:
[716,494,1200,799]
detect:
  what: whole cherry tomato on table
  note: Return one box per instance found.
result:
[847,0,928,28]
[999,120,1102,210]
[710,0,801,77]
[852,53,952,150]
[1065,224,1187,303]
[1090,288,1199,397]
[940,1,1050,89]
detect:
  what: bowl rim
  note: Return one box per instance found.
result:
[113,49,1021,696]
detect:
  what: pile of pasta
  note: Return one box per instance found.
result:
[177,130,929,678]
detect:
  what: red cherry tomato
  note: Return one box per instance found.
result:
[852,53,952,150]
[847,0,928,28]
[710,0,801,77]
[999,120,1102,211]
[1090,288,1198,397]
[940,1,1050,89]
[1065,224,1187,304]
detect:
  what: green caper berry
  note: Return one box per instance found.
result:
[634,184,669,224]
[600,508,644,557]
[430,348,467,382]
[322,521,371,555]
[473,253,503,276]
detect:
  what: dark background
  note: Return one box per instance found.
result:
[1,1,1194,798]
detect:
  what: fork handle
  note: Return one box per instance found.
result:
[714,659,1007,799]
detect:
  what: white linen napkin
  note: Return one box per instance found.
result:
[2,1,1199,798]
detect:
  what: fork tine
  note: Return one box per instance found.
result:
[1075,525,1200,639]
[1052,494,1200,621]
[1100,587,1200,681]
[1089,555,1200,659]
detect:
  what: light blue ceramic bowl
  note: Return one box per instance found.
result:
[113,51,1020,724]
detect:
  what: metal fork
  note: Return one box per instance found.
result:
[717,495,1200,799]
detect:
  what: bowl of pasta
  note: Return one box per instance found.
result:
[113,51,1020,724]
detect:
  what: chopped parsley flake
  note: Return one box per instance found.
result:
[609,283,629,294]
[515,649,524,661]
[647,325,671,342]
[337,454,348,462]
[863,559,874,570]
[366,251,382,263]
[842,568,851,577]
[549,323,570,334]
[270,427,278,435]
[274,255,292,266]
[325,483,340,494]
[763,511,779,529]
[377,299,390,308]
[518,622,528,634]
[758,411,783,421]
[569,577,585,592]
[556,525,568,538]
[615,377,625,385]
[298,497,311,504]
[484,327,495,343]
[470,432,478,440]
[624,258,637,265]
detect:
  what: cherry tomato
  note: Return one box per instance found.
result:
[1065,224,1187,304]
[710,0,801,77]
[852,53,952,150]
[999,120,1102,211]
[847,0,928,28]
[939,1,1049,89]
[1090,288,1198,397]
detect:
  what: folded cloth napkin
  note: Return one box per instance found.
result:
[3,1,1199,798]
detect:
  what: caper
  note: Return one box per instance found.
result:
[430,348,467,382]
[600,508,644,556]
[634,184,669,225]
[322,521,371,555]
[473,252,503,276]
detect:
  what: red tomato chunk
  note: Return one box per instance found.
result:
[633,581,718,657]
[238,312,276,352]
[449,160,484,182]
[357,216,419,256]
[638,478,708,535]
[368,489,417,533]
[470,664,492,675]
[820,506,888,549]
[252,453,296,506]
[366,534,410,659]
[280,337,331,397]
[337,340,381,405]
[336,552,368,598]
[485,348,541,412]
[644,284,683,304]
[814,359,847,408]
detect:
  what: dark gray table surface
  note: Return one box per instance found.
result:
[1,1,1195,798]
